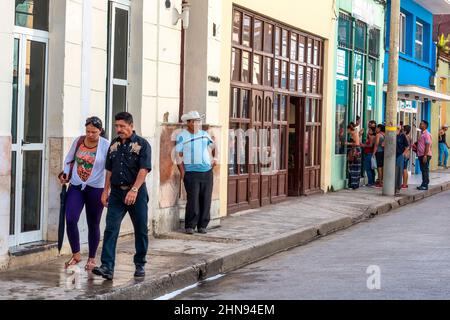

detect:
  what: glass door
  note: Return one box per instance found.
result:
[10,34,47,247]
[106,0,130,138]
[352,82,364,124]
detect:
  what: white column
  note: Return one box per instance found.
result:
[81,0,93,129]
[0,0,15,268]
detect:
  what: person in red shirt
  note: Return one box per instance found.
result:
[361,121,377,187]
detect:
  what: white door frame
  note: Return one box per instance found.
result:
[106,0,131,139]
[9,32,48,247]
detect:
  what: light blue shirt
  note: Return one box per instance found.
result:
[176,129,214,172]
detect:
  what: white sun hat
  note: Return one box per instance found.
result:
[181,111,204,123]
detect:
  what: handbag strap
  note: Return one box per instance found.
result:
[68,136,86,177]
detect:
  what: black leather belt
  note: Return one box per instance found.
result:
[112,185,132,191]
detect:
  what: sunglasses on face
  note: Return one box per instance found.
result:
[86,118,102,127]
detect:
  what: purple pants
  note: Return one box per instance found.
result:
[66,185,104,258]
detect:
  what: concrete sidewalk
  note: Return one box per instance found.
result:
[1,169,450,300]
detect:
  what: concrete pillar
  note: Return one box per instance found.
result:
[184,0,222,125]
[0,0,15,270]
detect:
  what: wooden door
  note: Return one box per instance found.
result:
[288,97,302,196]
[249,90,263,208]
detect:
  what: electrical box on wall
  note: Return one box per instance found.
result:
[430,76,437,89]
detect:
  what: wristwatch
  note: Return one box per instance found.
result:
[131,187,139,193]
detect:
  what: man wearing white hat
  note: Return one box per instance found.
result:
[438,124,449,169]
[176,111,217,234]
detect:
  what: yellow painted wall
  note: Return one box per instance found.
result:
[432,57,450,170]
[218,0,337,217]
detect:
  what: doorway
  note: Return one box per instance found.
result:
[352,82,364,124]
[288,96,302,196]
[9,34,48,247]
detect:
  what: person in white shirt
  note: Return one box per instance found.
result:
[59,117,109,270]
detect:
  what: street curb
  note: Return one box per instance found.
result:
[91,182,449,300]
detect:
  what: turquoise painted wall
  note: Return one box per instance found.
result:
[330,0,386,191]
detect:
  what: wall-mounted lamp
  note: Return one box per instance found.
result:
[165,0,171,9]
[172,2,190,29]
[405,94,410,98]
[432,100,437,104]
[415,96,420,100]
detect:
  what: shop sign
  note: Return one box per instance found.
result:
[397,100,416,112]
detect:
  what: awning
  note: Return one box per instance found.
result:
[383,85,450,102]
[414,0,450,14]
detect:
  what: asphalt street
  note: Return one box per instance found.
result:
[175,190,450,300]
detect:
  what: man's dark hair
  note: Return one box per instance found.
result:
[421,120,429,128]
[377,124,385,133]
[356,116,361,122]
[403,125,411,135]
[115,112,134,124]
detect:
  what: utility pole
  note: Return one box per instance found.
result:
[383,0,400,196]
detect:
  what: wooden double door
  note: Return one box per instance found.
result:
[228,91,322,214]
[287,96,322,197]
[227,90,287,214]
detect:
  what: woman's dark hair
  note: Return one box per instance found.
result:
[377,124,385,133]
[115,112,134,124]
[368,127,376,135]
[85,116,106,137]
[403,124,411,135]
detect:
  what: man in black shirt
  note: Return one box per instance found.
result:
[93,112,152,280]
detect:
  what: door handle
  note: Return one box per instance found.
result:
[21,140,31,146]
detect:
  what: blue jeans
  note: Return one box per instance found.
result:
[395,154,404,191]
[100,186,149,272]
[363,153,375,185]
[439,142,449,167]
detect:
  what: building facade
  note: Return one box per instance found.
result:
[432,15,450,170]
[331,0,386,191]
[384,0,450,176]
[219,0,337,214]
[0,0,204,270]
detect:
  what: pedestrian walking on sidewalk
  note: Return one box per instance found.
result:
[346,123,361,189]
[93,112,152,281]
[416,120,432,191]
[402,125,412,189]
[176,111,217,235]
[395,126,409,194]
[373,124,385,188]
[438,124,449,168]
[58,117,109,271]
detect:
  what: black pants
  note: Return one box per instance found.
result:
[184,170,213,230]
[418,156,431,188]
[100,186,149,272]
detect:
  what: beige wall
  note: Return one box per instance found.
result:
[218,0,336,217]
[432,57,450,170]
[0,0,14,269]
[1,0,184,267]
